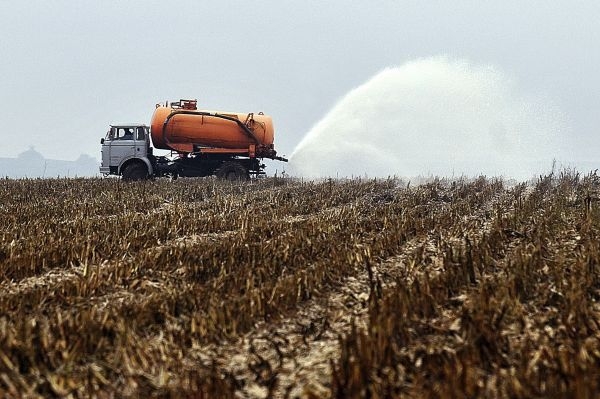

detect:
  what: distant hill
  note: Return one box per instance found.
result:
[0,147,99,178]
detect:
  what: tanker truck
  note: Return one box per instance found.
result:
[99,99,288,180]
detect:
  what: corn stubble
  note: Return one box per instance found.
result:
[0,171,598,398]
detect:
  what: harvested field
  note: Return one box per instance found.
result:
[1,171,600,398]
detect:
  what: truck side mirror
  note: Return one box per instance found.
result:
[100,138,105,144]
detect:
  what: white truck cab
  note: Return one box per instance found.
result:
[100,124,153,180]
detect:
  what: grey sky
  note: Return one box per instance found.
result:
[1,1,598,162]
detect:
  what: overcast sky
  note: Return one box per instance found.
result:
[0,1,598,162]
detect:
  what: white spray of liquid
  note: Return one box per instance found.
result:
[289,57,568,179]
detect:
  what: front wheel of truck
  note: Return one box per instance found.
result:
[122,162,148,181]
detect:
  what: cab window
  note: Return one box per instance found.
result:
[114,127,134,140]
[136,127,146,140]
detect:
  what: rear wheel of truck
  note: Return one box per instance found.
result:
[122,163,148,181]
[215,161,249,181]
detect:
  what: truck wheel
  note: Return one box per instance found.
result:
[215,161,249,181]
[122,163,148,181]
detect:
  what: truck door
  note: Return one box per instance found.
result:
[110,127,135,165]
[134,126,148,157]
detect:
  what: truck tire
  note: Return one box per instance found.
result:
[215,161,249,181]
[122,163,148,181]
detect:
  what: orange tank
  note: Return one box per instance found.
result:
[150,100,278,158]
